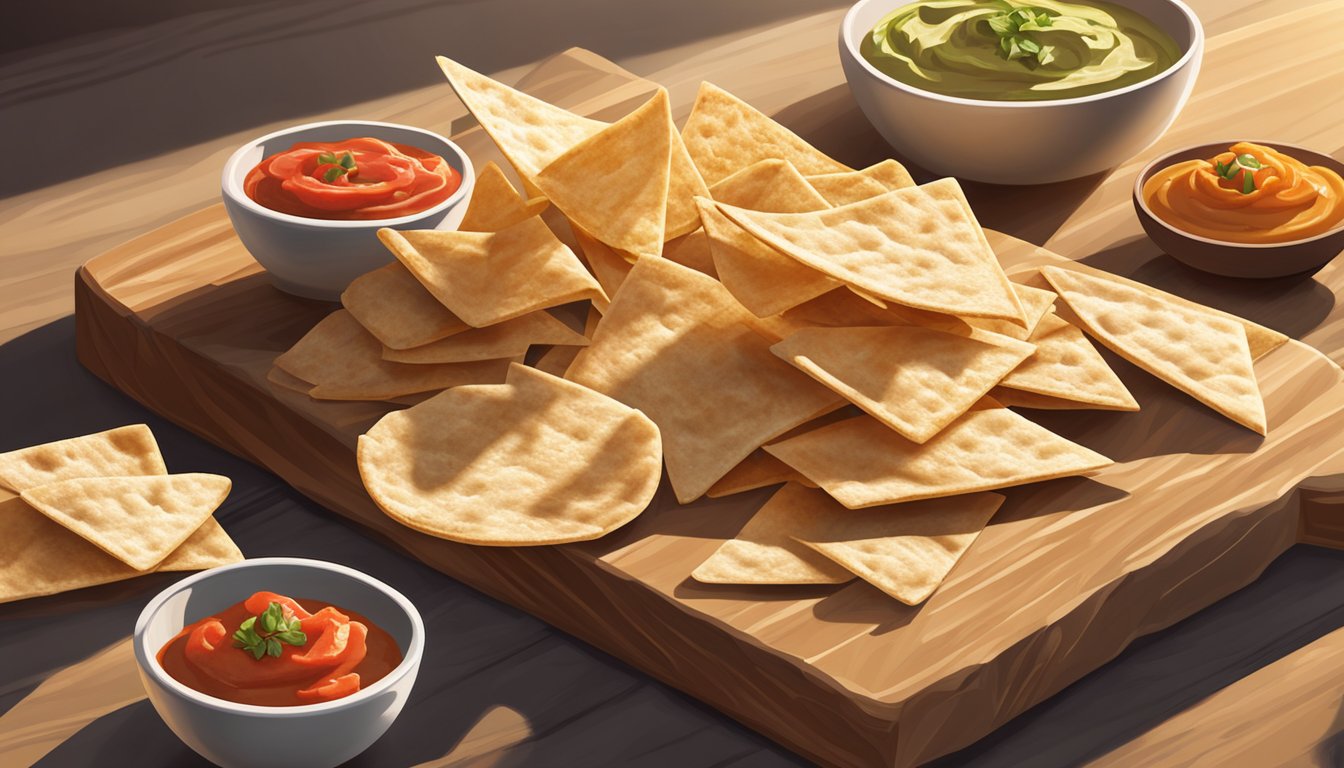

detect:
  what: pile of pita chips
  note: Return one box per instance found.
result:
[274,165,601,402]
[328,63,1281,607]
[0,425,241,604]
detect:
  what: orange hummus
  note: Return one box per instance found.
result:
[1143,141,1344,244]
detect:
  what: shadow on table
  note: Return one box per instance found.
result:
[1,0,852,197]
[2,317,804,768]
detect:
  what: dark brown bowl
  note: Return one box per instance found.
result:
[1132,140,1344,278]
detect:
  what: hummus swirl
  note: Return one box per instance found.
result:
[1143,142,1344,244]
[861,0,1181,101]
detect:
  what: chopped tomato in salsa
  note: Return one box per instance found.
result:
[156,591,402,706]
[243,137,461,221]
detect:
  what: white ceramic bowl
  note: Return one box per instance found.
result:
[839,0,1204,184]
[134,558,425,768]
[222,120,474,301]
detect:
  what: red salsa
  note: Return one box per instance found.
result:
[243,137,461,220]
[157,591,403,706]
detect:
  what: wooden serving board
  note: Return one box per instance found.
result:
[74,53,1344,767]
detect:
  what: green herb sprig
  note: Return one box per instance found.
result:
[1213,153,1262,194]
[986,6,1056,67]
[232,601,308,660]
[316,150,357,183]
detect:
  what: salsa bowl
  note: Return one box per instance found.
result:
[1133,141,1344,278]
[221,120,474,301]
[839,0,1204,185]
[133,558,425,768]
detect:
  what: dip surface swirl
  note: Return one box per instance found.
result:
[1143,142,1344,244]
[861,0,1181,101]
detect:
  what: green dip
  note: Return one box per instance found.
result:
[860,0,1181,101]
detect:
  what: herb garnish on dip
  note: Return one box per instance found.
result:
[244,137,461,220]
[157,591,402,706]
[1143,142,1344,244]
[861,0,1180,101]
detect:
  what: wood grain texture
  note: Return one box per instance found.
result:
[1086,625,1344,767]
[71,49,1344,768]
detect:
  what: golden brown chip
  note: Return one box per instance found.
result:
[699,159,839,317]
[661,229,717,277]
[533,344,585,378]
[358,364,661,545]
[665,127,712,240]
[275,310,513,400]
[1041,265,1265,433]
[779,288,908,330]
[572,225,633,312]
[771,325,1035,443]
[22,474,232,571]
[794,488,1005,605]
[383,311,588,365]
[705,451,815,498]
[379,216,605,327]
[266,365,314,395]
[535,89,672,258]
[566,257,843,503]
[0,495,241,604]
[692,484,854,585]
[0,425,166,493]
[1039,262,1287,360]
[990,387,1132,411]
[437,57,605,181]
[766,407,1112,508]
[342,262,471,350]
[996,313,1139,411]
[681,82,850,184]
[459,161,549,232]
[804,159,916,206]
[967,283,1056,340]
[718,179,1026,323]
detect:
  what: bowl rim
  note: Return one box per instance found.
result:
[1132,139,1344,249]
[134,556,426,717]
[221,119,475,230]
[840,0,1204,108]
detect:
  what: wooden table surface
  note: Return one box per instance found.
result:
[4,1,1344,766]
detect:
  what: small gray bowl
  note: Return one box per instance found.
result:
[1133,141,1344,278]
[134,558,425,768]
[222,120,474,301]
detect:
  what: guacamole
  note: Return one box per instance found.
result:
[860,0,1181,101]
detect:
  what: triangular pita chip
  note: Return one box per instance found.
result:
[459,161,549,232]
[383,310,588,365]
[572,225,633,312]
[997,313,1139,411]
[968,283,1056,340]
[766,407,1112,508]
[342,263,470,350]
[699,159,838,316]
[794,488,1005,605]
[705,450,816,498]
[804,159,915,206]
[771,325,1035,443]
[1037,262,1287,360]
[666,127,711,239]
[22,474,232,571]
[358,364,661,545]
[692,484,854,585]
[1041,265,1265,433]
[718,179,1026,323]
[681,82,850,184]
[0,495,241,604]
[535,89,671,258]
[275,310,514,400]
[0,425,166,493]
[566,258,843,503]
[437,57,604,181]
[991,387,1133,411]
[661,229,717,277]
[379,217,605,327]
